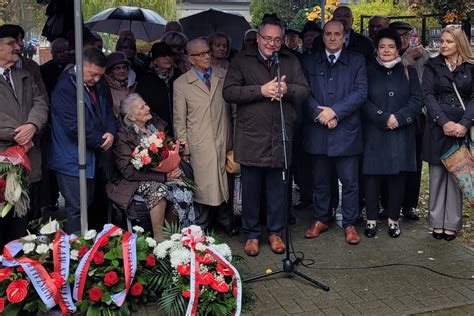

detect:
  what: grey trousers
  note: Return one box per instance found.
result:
[428,165,463,231]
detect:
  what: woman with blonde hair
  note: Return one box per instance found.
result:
[208,32,231,70]
[422,26,474,241]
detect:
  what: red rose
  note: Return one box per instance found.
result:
[0,297,4,313]
[130,282,143,296]
[78,245,89,258]
[89,287,103,302]
[197,272,214,285]
[99,237,109,248]
[16,266,24,273]
[157,131,165,139]
[149,143,158,154]
[6,279,28,303]
[210,279,230,293]
[93,251,105,265]
[216,264,234,277]
[104,271,118,287]
[0,267,12,281]
[145,255,156,267]
[176,264,190,276]
[141,155,152,165]
[49,272,65,289]
[182,289,190,298]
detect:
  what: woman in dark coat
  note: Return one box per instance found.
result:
[362,29,422,238]
[136,42,181,138]
[422,26,474,241]
[106,93,194,240]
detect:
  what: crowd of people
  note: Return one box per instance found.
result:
[0,5,473,257]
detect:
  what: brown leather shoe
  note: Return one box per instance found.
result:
[304,221,329,238]
[345,226,361,245]
[244,239,259,256]
[268,234,286,254]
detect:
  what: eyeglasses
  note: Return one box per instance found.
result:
[398,31,411,38]
[258,33,282,45]
[190,50,211,58]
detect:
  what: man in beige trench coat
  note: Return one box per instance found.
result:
[173,38,232,230]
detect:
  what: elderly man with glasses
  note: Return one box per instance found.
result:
[223,15,310,256]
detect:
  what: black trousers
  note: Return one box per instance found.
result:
[194,202,231,231]
[402,132,423,209]
[365,173,406,221]
[241,165,285,239]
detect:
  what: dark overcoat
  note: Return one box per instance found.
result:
[422,56,474,165]
[362,62,423,174]
[302,49,367,156]
[222,46,310,168]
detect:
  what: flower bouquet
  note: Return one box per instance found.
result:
[151,225,250,316]
[0,145,32,218]
[131,131,196,189]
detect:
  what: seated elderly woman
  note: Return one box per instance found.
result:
[106,93,195,240]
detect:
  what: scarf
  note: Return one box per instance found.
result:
[154,66,174,84]
[376,56,402,69]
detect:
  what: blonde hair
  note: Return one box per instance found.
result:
[441,26,474,64]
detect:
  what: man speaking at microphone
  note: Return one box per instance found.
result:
[223,15,310,257]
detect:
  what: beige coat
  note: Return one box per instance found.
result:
[173,67,232,206]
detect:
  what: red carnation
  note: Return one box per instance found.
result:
[93,251,105,265]
[177,264,190,276]
[149,143,158,154]
[16,266,24,273]
[49,272,65,289]
[157,131,165,139]
[141,155,152,165]
[78,245,89,258]
[210,279,230,293]
[99,237,109,248]
[130,282,143,296]
[182,289,190,298]
[216,264,234,277]
[0,267,12,281]
[89,287,103,302]
[198,272,214,285]
[6,279,28,303]
[104,271,118,287]
[145,254,156,267]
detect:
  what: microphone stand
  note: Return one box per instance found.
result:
[244,52,329,292]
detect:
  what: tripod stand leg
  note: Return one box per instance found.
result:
[291,269,330,291]
[244,269,285,283]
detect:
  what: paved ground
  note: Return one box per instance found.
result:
[224,205,474,316]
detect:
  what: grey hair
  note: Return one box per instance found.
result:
[119,93,143,132]
[161,31,188,50]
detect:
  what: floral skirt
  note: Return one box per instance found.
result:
[136,180,195,227]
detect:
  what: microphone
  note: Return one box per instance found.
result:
[272,51,280,64]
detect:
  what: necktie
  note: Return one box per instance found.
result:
[265,59,272,69]
[3,68,13,90]
[328,54,336,67]
[203,73,211,90]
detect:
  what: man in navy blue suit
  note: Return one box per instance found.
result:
[302,20,367,245]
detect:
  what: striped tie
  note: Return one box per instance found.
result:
[203,73,211,90]
[3,68,13,90]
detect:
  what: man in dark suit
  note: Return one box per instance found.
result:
[312,6,374,63]
[302,20,367,245]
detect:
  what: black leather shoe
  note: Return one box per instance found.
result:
[432,231,445,240]
[402,207,419,220]
[293,201,312,210]
[388,223,401,238]
[444,231,456,241]
[364,223,377,238]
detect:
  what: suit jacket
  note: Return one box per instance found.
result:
[302,49,367,156]
[173,67,232,205]
[0,67,48,183]
[312,29,375,63]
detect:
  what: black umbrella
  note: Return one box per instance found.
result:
[85,6,167,42]
[179,9,252,50]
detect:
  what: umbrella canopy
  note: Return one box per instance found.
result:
[85,6,167,42]
[179,9,251,50]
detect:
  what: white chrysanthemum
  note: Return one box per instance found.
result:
[132,226,144,233]
[70,249,79,261]
[170,234,181,241]
[110,229,123,237]
[145,237,157,248]
[213,244,232,261]
[22,234,37,242]
[169,248,191,269]
[36,243,49,254]
[40,219,60,235]
[153,240,174,259]
[207,237,215,244]
[23,242,35,254]
[132,158,143,170]
[195,242,206,252]
[84,229,97,240]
